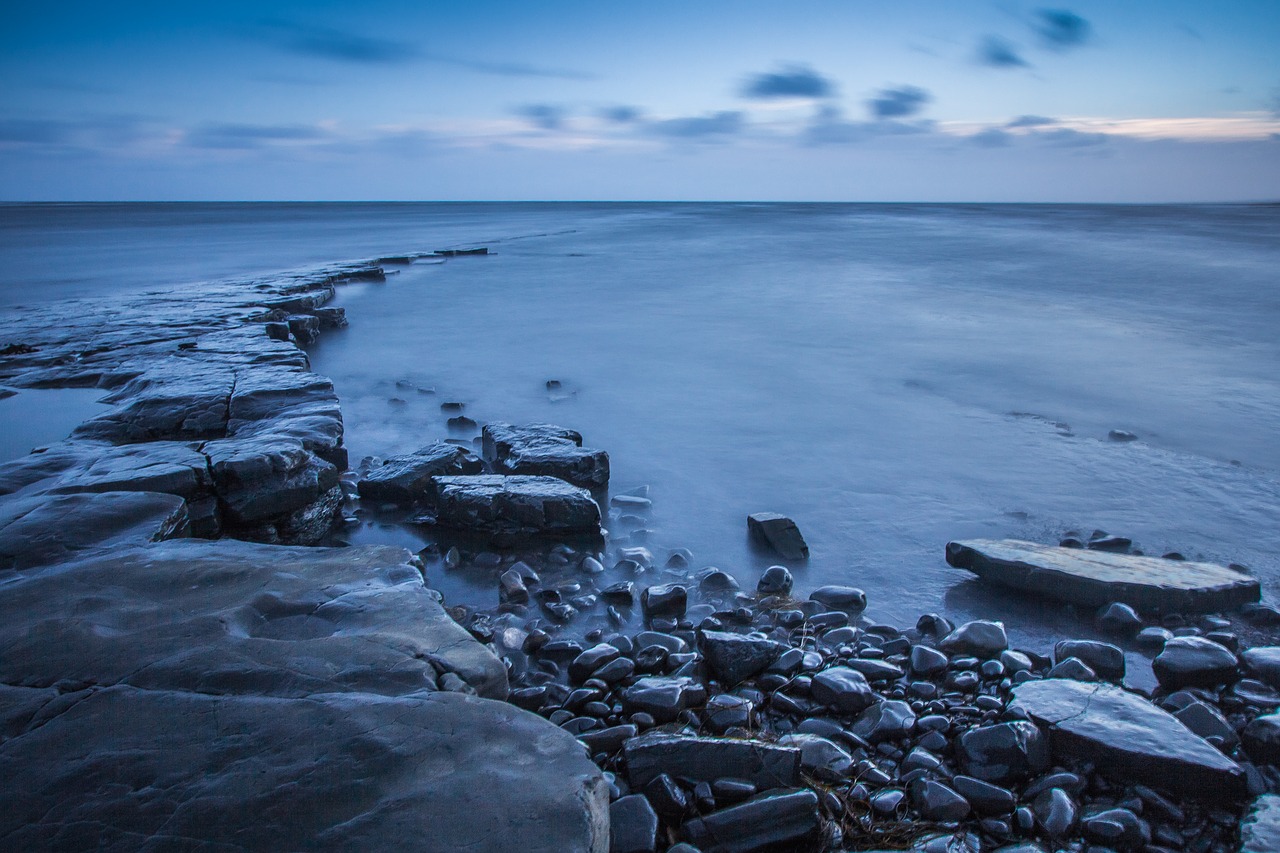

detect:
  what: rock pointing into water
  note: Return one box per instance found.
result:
[747,512,809,560]
[1010,678,1246,799]
[482,422,610,490]
[357,441,484,506]
[430,474,602,541]
[946,538,1260,612]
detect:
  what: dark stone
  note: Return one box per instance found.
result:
[910,780,971,822]
[357,442,483,506]
[946,539,1260,612]
[681,788,822,853]
[601,581,635,605]
[621,677,707,723]
[1081,807,1150,849]
[1240,794,1280,853]
[810,667,876,714]
[957,722,1049,785]
[1174,699,1239,751]
[641,584,688,620]
[910,645,950,677]
[1243,712,1280,765]
[1046,657,1097,682]
[622,734,801,790]
[704,694,754,733]
[569,644,621,684]
[809,585,866,611]
[1010,678,1245,799]
[0,491,189,570]
[849,700,916,743]
[1152,636,1239,689]
[579,724,638,757]
[756,565,793,596]
[642,773,690,821]
[481,422,609,490]
[610,795,659,853]
[1097,601,1143,635]
[1243,647,1280,690]
[940,620,1008,658]
[1055,640,1125,681]
[1032,788,1078,838]
[429,475,601,540]
[699,630,784,686]
[951,776,1016,815]
[747,512,809,560]
[775,733,854,782]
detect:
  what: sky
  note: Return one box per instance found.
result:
[1,0,1278,201]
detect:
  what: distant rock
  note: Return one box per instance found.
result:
[357,442,484,506]
[748,512,809,560]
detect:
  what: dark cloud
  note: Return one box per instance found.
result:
[1006,115,1059,128]
[867,86,931,120]
[259,20,419,64]
[806,106,934,145]
[1034,9,1092,49]
[0,115,154,149]
[977,36,1030,69]
[1039,127,1108,147]
[186,123,329,150]
[970,128,1013,147]
[648,111,744,139]
[741,65,835,99]
[515,104,567,131]
[599,105,643,124]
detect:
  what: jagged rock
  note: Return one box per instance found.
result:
[0,491,188,570]
[357,442,484,506]
[946,539,1260,612]
[1152,636,1240,689]
[73,359,235,443]
[957,721,1049,785]
[1010,678,1245,799]
[850,699,917,743]
[623,734,801,789]
[681,788,822,852]
[430,475,601,540]
[482,422,609,489]
[698,630,785,686]
[747,512,809,560]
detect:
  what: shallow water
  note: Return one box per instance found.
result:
[0,387,109,461]
[3,202,1278,656]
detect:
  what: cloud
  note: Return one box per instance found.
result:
[0,115,157,150]
[441,57,594,80]
[599,105,643,124]
[1270,87,1280,118]
[867,86,931,119]
[1039,127,1108,147]
[1006,115,1059,128]
[260,20,419,64]
[185,123,331,150]
[0,118,71,145]
[1033,9,1092,49]
[977,36,1030,69]
[970,128,1013,147]
[648,111,744,139]
[516,104,567,131]
[806,106,934,145]
[741,64,835,99]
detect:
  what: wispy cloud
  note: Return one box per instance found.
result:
[1006,115,1060,128]
[1033,9,1092,50]
[741,65,835,99]
[1039,127,1108,147]
[867,86,931,119]
[969,128,1013,147]
[599,105,643,124]
[977,36,1030,69]
[185,123,331,150]
[806,106,935,145]
[515,104,567,131]
[648,111,744,139]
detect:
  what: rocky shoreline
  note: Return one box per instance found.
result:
[1,253,1278,851]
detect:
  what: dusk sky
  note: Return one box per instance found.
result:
[2,1,1278,201]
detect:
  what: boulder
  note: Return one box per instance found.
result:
[0,491,188,570]
[357,442,484,506]
[1152,636,1240,690]
[430,475,602,540]
[747,512,809,560]
[956,721,1049,785]
[946,539,1260,612]
[1010,678,1245,799]
[623,734,801,789]
[482,422,609,489]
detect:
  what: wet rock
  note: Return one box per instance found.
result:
[1097,601,1143,635]
[1032,788,1078,838]
[946,539,1260,612]
[810,667,876,714]
[704,694,754,733]
[569,644,621,684]
[1010,678,1245,799]
[1046,657,1097,682]
[1135,626,1174,650]
[809,585,866,612]
[602,581,636,605]
[1243,647,1280,689]
[911,645,950,677]
[911,780,971,822]
[641,584,688,620]
[621,677,707,723]
[681,788,822,853]
[1055,640,1125,681]
[0,491,189,570]
[957,721,1049,785]
[776,733,855,782]
[1174,699,1239,751]
[1243,712,1280,764]
[850,699,916,743]
[951,776,1016,815]
[698,568,740,593]
[1152,636,1239,689]
[698,630,785,686]
[447,415,477,432]
[1240,793,1280,853]
[498,568,530,604]
[940,620,1008,658]
[1108,429,1138,442]
[481,422,609,490]
[756,565,793,596]
[747,512,809,560]
[430,475,601,540]
[356,442,483,506]
[610,794,659,853]
[1081,807,1150,849]
[623,734,801,789]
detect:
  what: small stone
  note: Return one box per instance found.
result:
[1152,636,1239,690]
[610,794,659,853]
[1046,657,1097,682]
[809,586,867,612]
[1108,429,1138,442]
[1033,787,1078,838]
[956,721,1049,785]
[951,775,1016,815]
[698,630,785,686]
[1056,639,1125,681]
[756,565,793,596]
[940,620,1009,658]
[850,699,916,743]
[776,733,855,782]
[911,780,971,822]
[1243,712,1280,765]
[640,584,687,620]
[681,789,821,852]
[911,645,950,677]
[810,667,876,714]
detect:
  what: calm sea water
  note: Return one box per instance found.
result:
[3,202,1278,653]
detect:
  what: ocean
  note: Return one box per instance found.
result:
[2,202,1278,651]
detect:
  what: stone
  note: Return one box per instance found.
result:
[1243,713,1280,765]
[809,585,867,611]
[610,795,659,853]
[621,677,707,723]
[1243,647,1280,689]
[849,700,916,743]
[1152,636,1239,689]
[940,620,1008,658]
[357,442,484,505]
[1174,700,1239,751]
[698,568,741,592]
[1032,788,1078,838]
[951,776,1016,815]
[0,491,189,570]
[1054,640,1125,681]
[1240,794,1280,853]
[946,539,1260,612]
[1046,657,1097,682]
[698,630,785,686]
[957,722,1049,785]
[429,475,602,540]
[776,733,855,782]
[704,694,754,733]
[569,644,621,684]
[481,422,609,490]
[681,789,822,853]
[499,568,530,604]
[1010,678,1245,799]
[756,565,793,596]
[1135,626,1174,649]
[810,667,876,714]
[1081,808,1150,849]
[910,645,950,677]
[1097,601,1143,635]
[641,584,688,620]
[911,780,972,822]
[623,734,801,790]
[747,512,809,560]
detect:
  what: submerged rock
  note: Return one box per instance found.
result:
[946,539,1260,612]
[357,442,484,506]
[747,512,809,560]
[482,422,609,489]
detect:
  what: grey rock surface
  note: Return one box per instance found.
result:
[946,538,1260,612]
[623,734,801,789]
[482,422,609,489]
[1240,794,1280,853]
[0,490,188,570]
[431,474,602,539]
[358,441,484,505]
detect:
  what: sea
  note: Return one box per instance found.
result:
[2,202,1278,654]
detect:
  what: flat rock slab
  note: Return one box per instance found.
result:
[483,422,609,489]
[1010,678,1245,800]
[0,491,188,571]
[946,539,1259,613]
[431,474,602,540]
[0,539,506,699]
[0,685,608,852]
[623,734,801,790]
[358,441,484,506]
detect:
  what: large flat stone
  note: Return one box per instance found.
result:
[946,539,1259,613]
[431,474,602,540]
[623,734,802,789]
[0,491,189,570]
[0,685,608,853]
[1010,678,1246,799]
[358,441,485,506]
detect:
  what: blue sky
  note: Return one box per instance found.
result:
[1,0,1278,201]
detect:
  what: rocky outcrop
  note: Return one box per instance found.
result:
[946,538,1260,612]
[431,474,603,541]
[358,441,484,506]
[482,422,610,490]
